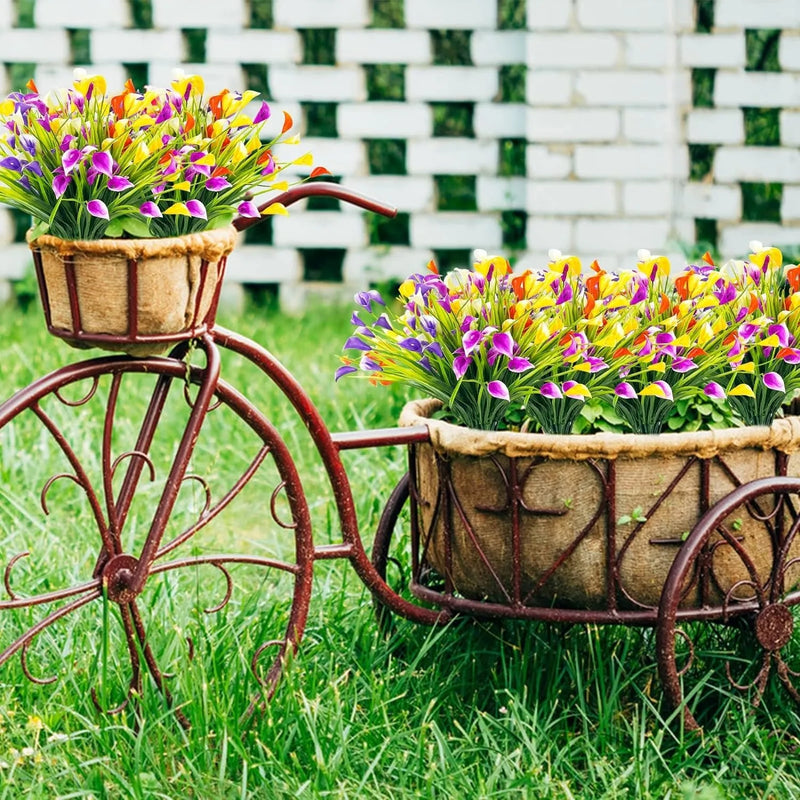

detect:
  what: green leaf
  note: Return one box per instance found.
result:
[667,416,684,430]
[121,216,152,238]
[29,219,49,239]
[617,515,632,526]
[208,210,236,229]
[104,219,124,238]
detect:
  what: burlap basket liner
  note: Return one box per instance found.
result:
[28,227,237,355]
[400,398,800,610]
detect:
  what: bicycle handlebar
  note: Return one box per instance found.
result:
[233,181,398,232]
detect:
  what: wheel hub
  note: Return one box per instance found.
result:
[102,554,141,604]
[754,603,794,651]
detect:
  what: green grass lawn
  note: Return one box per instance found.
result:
[0,304,798,799]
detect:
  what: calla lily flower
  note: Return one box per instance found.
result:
[703,382,727,400]
[763,372,785,392]
[540,382,562,399]
[728,384,755,398]
[487,381,510,401]
[614,382,637,399]
[86,199,109,219]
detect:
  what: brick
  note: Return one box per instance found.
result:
[405,0,497,29]
[474,103,526,138]
[526,71,572,106]
[780,34,800,71]
[406,67,498,102]
[35,0,127,27]
[679,33,746,68]
[527,145,572,179]
[273,211,367,248]
[206,30,302,64]
[338,102,432,138]
[153,0,245,27]
[343,246,435,282]
[274,0,369,28]
[0,245,37,280]
[680,183,741,219]
[575,219,671,253]
[336,29,431,65]
[622,181,673,216]
[624,34,672,68]
[35,64,128,91]
[227,247,302,283]
[407,139,497,175]
[477,177,526,210]
[715,0,800,28]
[576,0,670,31]
[269,66,365,102]
[298,138,366,175]
[526,217,573,254]
[527,0,573,30]
[673,0,696,28]
[342,176,435,212]
[686,109,745,145]
[526,33,619,69]
[575,145,689,179]
[471,31,526,66]
[782,112,800,147]
[0,30,69,63]
[714,147,800,182]
[411,213,502,248]
[527,108,620,142]
[719,223,800,256]
[623,109,675,143]
[715,73,800,109]
[148,64,244,91]
[91,30,183,64]
[528,180,617,215]
[576,71,673,107]
[781,187,800,222]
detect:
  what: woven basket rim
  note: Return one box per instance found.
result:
[400,397,800,461]
[27,225,237,260]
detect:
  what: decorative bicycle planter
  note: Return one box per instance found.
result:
[0,183,799,732]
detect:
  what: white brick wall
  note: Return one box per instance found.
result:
[2,0,800,308]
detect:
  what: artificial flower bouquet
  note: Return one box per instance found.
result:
[0,69,327,241]
[338,243,800,434]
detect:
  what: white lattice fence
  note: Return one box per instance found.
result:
[0,0,798,309]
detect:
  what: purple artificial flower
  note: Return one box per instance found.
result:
[186,199,207,219]
[508,357,533,373]
[769,323,791,348]
[375,313,392,330]
[354,290,385,313]
[155,104,173,124]
[360,356,381,371]
[419,314,438,337]
[334,365,357,381]
[355,326,374,338]
[424,341,444,358]
[418,356,432,372]
[254,101,271,124]
[492,331,514,358]
[453,355,471,380]
[344,336,372,352]
[139,201,162,218]
[584,356,608,373]
[0,156,22,172]
[86,199,109,220]
[237,200,261,218]
[22,160,42,177]
[205,176,231,191]
[399,337,423,352]
[555,282,573,305]
[91,151,114,177]
[714,281,736,305]
[487,381,510,401]
[630,278,647,305]
[540,382,563,399]
[703,382,726,400]
[52,173,70,198]
[614,382,637,399]
[462,329,484,356]
[779,347,800,365]
[739,322,760,341]
[653,380,674,401]
[62,149,83,174]
[350,311,367,327]
[671,358,697,373]
[763,372,785,393]
[107,175,134,191]
[460,315,476,333]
